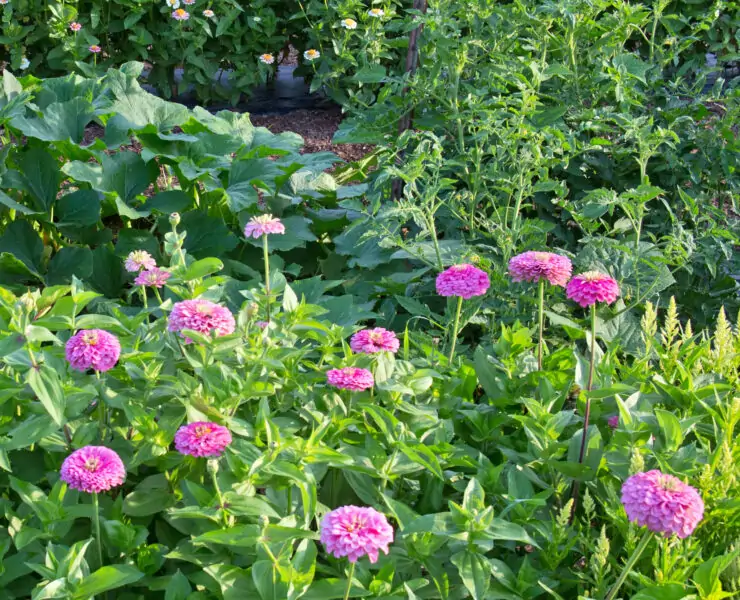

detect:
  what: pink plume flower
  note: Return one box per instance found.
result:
[320,505,394,563]
[168,299,236,343]
[134,267,171,288]
[244,214,285,238]
[174,422,232,457]
[608,415,619,429]
[60,446,126,494]
[125,250,156,273]
[350,328,399,354]
[65,329,121,372]
[327,367,374,392]
[436,264,490,299]
[508,251,572,287]
[621,470,704,538]
[566,271,620,307]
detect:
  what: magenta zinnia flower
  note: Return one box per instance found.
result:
[89,45,102,53]
[125,250,156,273]
[327,367,374,392]
[320,506,394,563]
[621,470,704,538]
[65,329,121,372]
[60,446,126,493]
[350,328,400,354]
[134,267,171,288]
[436,264,490,299]
[168,299,236,342]
[174,422,232,457]
[508,251,572,287]
[566,271,620,307]
[244,214,286,238]
[608,415,619,429]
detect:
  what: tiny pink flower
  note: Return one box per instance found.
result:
[436,264,490,299]
[566,271,620,307]
[350,328,399,354]
[174,422,232,457]
[89,45,102,53]
[135,267,171,288]
[69,22,82,32]
[172,8,190,20]
[608,415,619,429]
[508,251,572,287]
[621,470,704,538]
[125,250,156,273]
[60,446,126,494]
[327,367,374,392]
[65,329,121,372]
[202,9,214,17]
[320,506,394,563]
[244,214,286,238]
[256,321,269,330]
[183,0,195,4]
[168,299,236,342]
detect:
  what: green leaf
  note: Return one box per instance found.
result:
[89,246,126,298]
[193,525,261,547]
[47,247,93,286]
[99,151,158,212]
[180,257,224,281]
[165,570,192,600]
[56,190,101,226]
[181,211,238,259]
[399,443,444,480]
[692,550,740,597]
[252,560,288,600]
[13,147,62,213]
[11,98,95,143]
[0,220,44,279]
[351,65,387,83]
[451,550,490,600]
[288,539,316,600]
[123,488,174,516]
[72,565,144,599]
[655,409,683,453]
[147,190,192,214]
[27,365,66,426]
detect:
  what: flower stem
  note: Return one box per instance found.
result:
[537,279,545,370]
[140,285,148,309]
[153,287,163,306]
[210,465,229,528]
[577,304,597,466]
[262,234,271,323]
[92,492,103,569]
[343,562,356,600]
[605,529,652,600]
[448,296,463,365]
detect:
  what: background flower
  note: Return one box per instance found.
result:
[125,250,156,273]
[172,8,189,20]
[135,267,171,288]
[320,506,394,563]
[60,446,126,493]
[508,251,572,287]
[259,53,275,65]
[327,367,374,391]
[304,49,320,61]
[202,9,214,17]
[89,44,102,53]
[341,18,357,29]
[65,329,121,372]
[436,264,490,299]
[350,328,399,354]
[244,214,285,238]
[168,299,235,341]
[175,422,232,457]
[566,271,620,307]
[69,22,82,32]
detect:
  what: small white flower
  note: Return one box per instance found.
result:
[0,0,10,5]
[259,53,275,65]
[253,16,261,22]
[19,57,30,70]
[303,49,320,61]
[341,18,357,29]
[367,8,384,17]
[202,8,214,17]
[165,0,180,8]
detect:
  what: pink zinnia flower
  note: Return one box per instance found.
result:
[350,328,399,354]
[168,299,236,342]
[202,9,214,17]
[89,45,102,53]
[125,250,156,272]
[621,470,704,538]
[172,8,190,20]
[244,214,285,238]
[134,267,171,288]
[174,422,232,457]
[183,0,195,4]
[65,329,121,372]
[566,271,620,307]
[608,415,619,429]
[508,251,572,287]
[256,321,269,330]
[436,264,490,299]
[69,22,82,32]
[60,446,126,494]
[327,367,374,392]
[320,506,394,563]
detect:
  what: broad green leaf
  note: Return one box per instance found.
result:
[72,565,144,599]
[288,539,316,600]
[451,550,490,600]
[27,365,66,426]
[56,190,101,226]
[193,525,261,547]
[165,570,192,600]
[655,409,683,453]
[14,147,62,213]
[47,247,93,286]
[11,98,95,143]
[0,220,44,280]
[180,257,224,281]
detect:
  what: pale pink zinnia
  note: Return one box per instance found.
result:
[125,250,156,272]
[566,271,620,307]
[508,251,572,287]
[202,9,214,17]
[608,415,619,429]
[60,446,126,494]
[320,506,394,563]
[244,214,286,238]
[436,264,490,299]
[350,328,399,354]
[69,22,82,32]
[168,299,236,342]
[65,329,121,372]
[327,367,374,392]
[174,422,232,457]
[89,45,102,53]
[134,267,171,288]
[621,470,704,538]
[172,8,190,20]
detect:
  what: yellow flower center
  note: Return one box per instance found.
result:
[532,252,551,262]
[370,332,383,342]
[658,476,679,491]
[194,425,212,438]
[84,458,100,472]
[196,303,213,316]
[580,270,606,282]
[82,331,99,346]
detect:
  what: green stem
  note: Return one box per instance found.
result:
[140,286,148,309]
[153,287,163,306]
[448,296,463,365]
[537,279,545,370]
[92,492,103,569]
[262,235,271,323]
[587,303,597,391]
[210,466,229,528]
[427,216,444,271]
[343,561,356,600]
[605,529,652,600]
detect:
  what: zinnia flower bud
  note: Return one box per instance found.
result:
[169,212,181,227]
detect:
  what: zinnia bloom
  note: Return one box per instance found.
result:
[508,251,572,287]
[256,321,269,330]
[436,264,490,299]
[19,57,30,70]
[202,9,214,17]
[60,446,126,494]
[608,415,619,429]
[174,422,232,457]
[65,330,121,372]
[341,18,357,29]
[367,8,384,17]
[89,44,102,53]
[259,53,275,65]
[134,267,171,288]
[350,328,399,354]
[172,8,189,20]
[327,367,374,392]
[304,49,320,61]
[165,0,180,7]
[0,0,9,5]
[125,250,156,273]
[244,214,285,238]
[168,299,236,342]
[621,470,704,538]
[320,506,394,563]
[69,22,82,32]
[566,271,620,307]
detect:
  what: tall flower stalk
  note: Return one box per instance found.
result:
[244,214,285,323]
